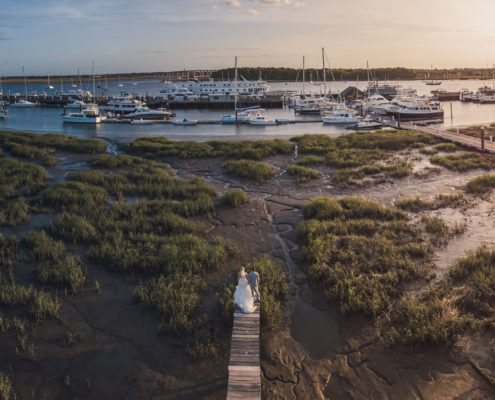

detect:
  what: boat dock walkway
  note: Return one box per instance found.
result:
[384,119,495,153]
[226,305,261,400]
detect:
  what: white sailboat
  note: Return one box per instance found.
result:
[10,67,36,107]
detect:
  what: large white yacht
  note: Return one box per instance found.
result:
[126,106,173,120]
[100,96,145,114]
[374,97,444,120]
[161,76,269,97]
[62,104,105,124]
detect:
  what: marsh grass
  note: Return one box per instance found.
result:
[0,198,30,227]
[48,213,98,244]
[38,181,108,213]
[0,372,13,400]
[450,245,495,331]
[134,274,203,334]
[217,284,235,325]
[387,294,465,346]
[223,160,275,182]
[0,130,106,154]
[221,189,249,207]
[296,155,325,166]
[24,231,87,294]
[0,281,60,320]
[185,324,218,359]
[299,196,431,318]
[397,193,465,212]
[431,152,489,171]
[248,257,287,330]
[0,158,48,202]
[334,159,413,187]
[291,130,438,155]
[89,154,152,169]
[465,174,495,194]
[287,165,322,184]
[127,136,294,160]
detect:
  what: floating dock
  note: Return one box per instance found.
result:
[227,305,261,400]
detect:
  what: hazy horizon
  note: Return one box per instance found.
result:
[1,0,495,75]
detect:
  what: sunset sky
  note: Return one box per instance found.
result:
[1,0,495,75]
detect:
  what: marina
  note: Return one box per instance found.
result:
[2,78,495,143]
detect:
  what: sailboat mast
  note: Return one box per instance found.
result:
[23,66,27,99]
[234,56,238,125]
[322,48,326,99]
[92,62,96,102]
[302,55,305,96]
[60,74,63,95]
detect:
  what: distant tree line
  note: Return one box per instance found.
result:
[211,67,417,81]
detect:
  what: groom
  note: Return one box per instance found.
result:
[248,267,261,303]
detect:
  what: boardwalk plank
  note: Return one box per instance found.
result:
[227,305,261,400]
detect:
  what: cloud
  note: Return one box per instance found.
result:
[247,8,259,15]
[225,0,242,6]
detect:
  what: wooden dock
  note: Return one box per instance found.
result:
[227,305,261,400]
[384,119,495,153]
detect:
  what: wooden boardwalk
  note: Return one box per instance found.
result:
[227,305,261,400]
[384,118,495,153]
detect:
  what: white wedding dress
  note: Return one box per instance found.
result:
[234,272,256,314]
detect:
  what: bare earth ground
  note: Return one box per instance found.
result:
[2,149,495,399]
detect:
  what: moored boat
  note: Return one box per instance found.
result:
[62,103,104,124]
[130,118,153,125]
[321,107,359,124]
[126,106,173,120]
[248,116,277,125]
[173,118,198,126]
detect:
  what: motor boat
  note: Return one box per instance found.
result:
[375,97,444,120]
[100,96,145,114]
[321,107,359,124]
[130,118,153,125]
[459,89,474,102]
[173,118,198,126]
[66,100,87,109]
[294,97,335,114]
[10,99,37,107]
[362,94,389,114]
[62,104,105,124]
[126,106,173,120]
[0,101,7,118]
[346,115,383,130]
[249,116,277,126]
[221,108,264,124]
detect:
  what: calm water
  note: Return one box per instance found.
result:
[2,79,495,144]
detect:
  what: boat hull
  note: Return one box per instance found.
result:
[62,117,102,124]
[322,117,359,124]
[249,121,277,126]
[387,111,444,120]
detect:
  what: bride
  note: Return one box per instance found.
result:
[234,267,256,313]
